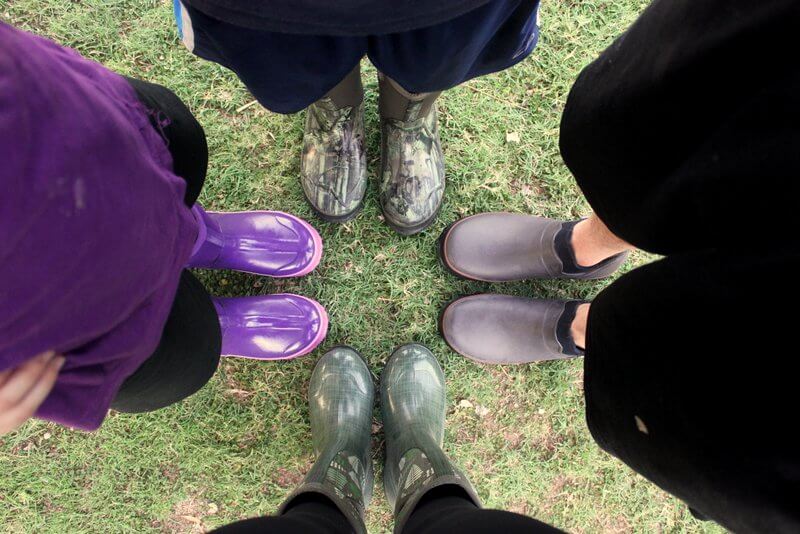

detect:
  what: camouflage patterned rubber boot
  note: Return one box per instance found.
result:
[278,346,375,534]
[378,74,445,235]
[301,65,367,223]
[381,344,481,533]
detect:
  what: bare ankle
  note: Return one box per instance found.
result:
[571,214,632,267]
[570,303,591,350]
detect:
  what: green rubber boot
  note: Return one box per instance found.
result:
[381,343,481,533]
[278,346,374,534]
[301,65,367,222]
[378,74,445,235]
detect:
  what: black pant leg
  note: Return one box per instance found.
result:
[111,270,221,413]
[402,487,562,534]
[558,0,800,255]
[125,76,208,206]
[212,499,354,534]
[584,248,800,533]
[110,78,219,413]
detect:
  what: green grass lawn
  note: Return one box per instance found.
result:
[0,1,725,532]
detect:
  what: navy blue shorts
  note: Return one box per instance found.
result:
[174,0,540,113]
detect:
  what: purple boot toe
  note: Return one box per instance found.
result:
[213,294,328,360]
[188,204,323,277]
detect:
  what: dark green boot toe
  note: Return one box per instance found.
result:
[381,343,480,533]
[278,346,374,534]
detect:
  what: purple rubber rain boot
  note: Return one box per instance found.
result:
[187,204,323,277]
[213,294,329,360]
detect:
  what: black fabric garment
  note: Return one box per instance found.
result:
[111,79,221,413]
[125,77,208,206]
[559,0,800,531]
[182,0,494,36]
[211,486,563,533]
[585,249,799,533]
[554,300,583,356]
[560,0,800,256]
[179,0,540,113]
[212,496,354,534]
[111,270,221,413]
[403,485,563,533]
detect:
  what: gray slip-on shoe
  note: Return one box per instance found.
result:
[440,294,584,364]
[438,212,627,282]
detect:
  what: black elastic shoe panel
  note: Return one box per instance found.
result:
[555,300,585,356]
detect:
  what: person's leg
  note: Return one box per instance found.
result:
[370,0,541,235]
[212,496,354,534]
[323,63,364,109]
[90,81,219,412]
[175,2,364,114]
[111,270,221,412]
[377,74,444,235]
[446,0,799,526]
[112,276,330,413]
[173,2,368,222]
[570,213,633,268]
[212,347,373,533]
[441,294,585,364]
[382,344,563,533]
[125,76,208,207]
[115,79,325,405]
[301,63,367,222]
[558,1,800,256]
[381,344,481,532]
[558,3,800,526]
[583,248,799,532]
[569,302,590,350]
[214,347,374,533]
[369,0,541,94]
[127,76,325,278]
[402,486,561,534]
[437,211,630,364]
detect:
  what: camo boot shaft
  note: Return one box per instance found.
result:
[379,74,445,235]
[301,66,367,222]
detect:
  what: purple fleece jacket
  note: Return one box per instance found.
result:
[0,22,199,430]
